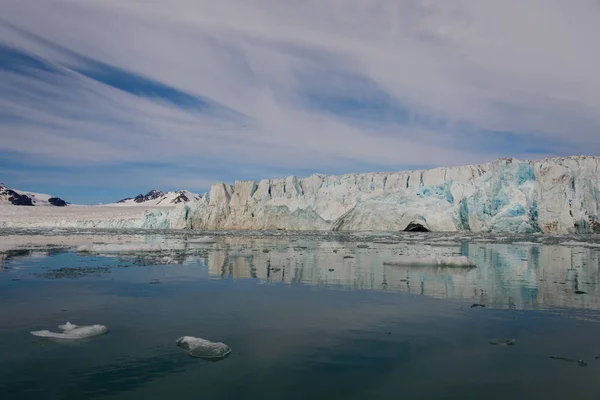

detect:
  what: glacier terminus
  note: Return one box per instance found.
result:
[164,156,600,234]
[1,156,599,234]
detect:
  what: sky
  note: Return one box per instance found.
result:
[1,0,599,204]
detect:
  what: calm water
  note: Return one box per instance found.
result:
[2,230,600,399]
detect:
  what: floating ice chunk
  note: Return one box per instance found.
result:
[489,338,516,346]
[560,241,600,248]
[31,321,109,339]
[426,241,463,246]
[351,232,391,237]
[77,243,166,253]
[176,336,231,360]
[549,356,587,366]
[384,255,476,268]
[187,236,216,244]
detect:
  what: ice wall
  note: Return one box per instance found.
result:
[1,156,597,233]
[165,156,600,233]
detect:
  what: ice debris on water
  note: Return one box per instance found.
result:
[384,255,476,268]
[176,336,231,360]
[549,356,587,367]
[77,244,168,253]
[30,322,109,339]
[186,236,216,244]
[470,303,486,308]
[489,338,516,346]
[560,241,600,248]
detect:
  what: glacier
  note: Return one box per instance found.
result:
[167,156,600,234]
[1,156,599,233]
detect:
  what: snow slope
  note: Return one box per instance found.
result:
[1,156,599,233]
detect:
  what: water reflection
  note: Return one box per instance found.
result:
[2,231,600,311]
[205,239,600,311]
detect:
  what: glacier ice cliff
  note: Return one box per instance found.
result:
[160,156,600,234]
[1,156,598,233]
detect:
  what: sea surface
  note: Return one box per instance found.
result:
[2,229,600,399]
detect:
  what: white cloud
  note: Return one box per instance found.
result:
[1,0,599,191]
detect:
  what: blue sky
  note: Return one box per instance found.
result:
[1,1,599,204]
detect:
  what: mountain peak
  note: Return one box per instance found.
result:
[135,190,165,203]
[115,189,200,207]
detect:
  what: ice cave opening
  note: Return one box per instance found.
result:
[403,223,430,232]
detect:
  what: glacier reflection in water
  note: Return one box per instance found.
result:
[202,235,600,311]
[1,229,600,311]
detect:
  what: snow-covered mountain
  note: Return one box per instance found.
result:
[114,189,201,207]
[0,183,69,206]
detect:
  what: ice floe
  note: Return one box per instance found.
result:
[176,336,231,360]
[489,338,516,346]
[30,322,109,339]
[77,243,172,253]
[186,236,216,244]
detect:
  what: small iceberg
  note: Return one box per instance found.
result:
[549,356,587,367]
[383,255,476,268]
[186,236,216,244]
[31,322,109,339]
[489,338,516,346]
[176,336,231,361]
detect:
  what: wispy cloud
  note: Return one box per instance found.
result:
[1,0,599,202]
